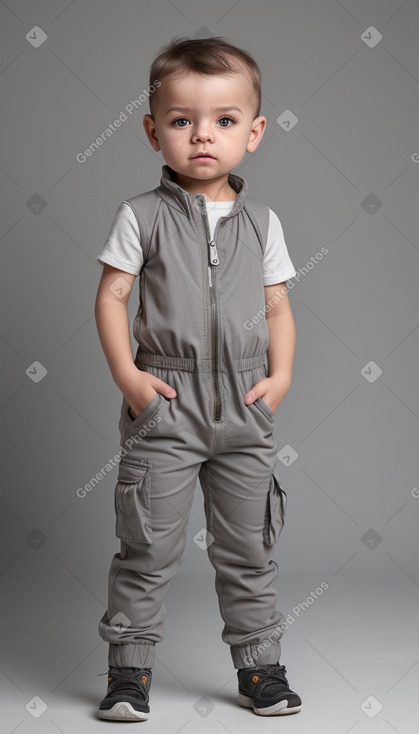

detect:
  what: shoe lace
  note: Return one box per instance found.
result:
[249,664,289,697]
[98,668,150,698]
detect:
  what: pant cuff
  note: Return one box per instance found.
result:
[230,639,281,669]
[108,642,156,669]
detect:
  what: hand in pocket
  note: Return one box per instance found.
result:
[121,367,177,419]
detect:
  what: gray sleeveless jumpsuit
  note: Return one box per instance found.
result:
[98,164,288,670]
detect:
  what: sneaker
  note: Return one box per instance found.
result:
[97,666,152,721]
[237,662,302,716]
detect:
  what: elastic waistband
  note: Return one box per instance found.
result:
[135,352,267,373]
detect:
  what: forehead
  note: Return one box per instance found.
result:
[158,71,252,112]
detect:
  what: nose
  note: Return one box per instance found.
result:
[191,121,215,143]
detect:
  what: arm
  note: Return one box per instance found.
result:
[94,264,138,387]
[94,263,176,416]
[244,281,296,413]
[265,282,296,385]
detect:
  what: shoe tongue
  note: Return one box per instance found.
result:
[253,663,279,672]
[110,666,142,674]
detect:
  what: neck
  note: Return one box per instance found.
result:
[171,171,238,201]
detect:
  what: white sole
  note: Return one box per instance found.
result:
[238,691,301,715]
[98,701,150,720]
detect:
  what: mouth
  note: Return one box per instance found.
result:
[191,153,216,160]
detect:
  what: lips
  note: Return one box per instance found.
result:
[192,153,215,159]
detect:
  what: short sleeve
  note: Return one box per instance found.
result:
[263,209,297,286]
[96,202,144,275]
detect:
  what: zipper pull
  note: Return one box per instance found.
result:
[208,240,219,265]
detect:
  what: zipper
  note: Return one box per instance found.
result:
[195,194,222,421]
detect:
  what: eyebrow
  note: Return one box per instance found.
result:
[165,106,243,115]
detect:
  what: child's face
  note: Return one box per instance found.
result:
[143,70,266,193]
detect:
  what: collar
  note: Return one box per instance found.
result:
[155,164,248,218]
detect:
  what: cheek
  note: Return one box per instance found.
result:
[156,136,175,153]
[222,136,245,151]
[162,131,186,149]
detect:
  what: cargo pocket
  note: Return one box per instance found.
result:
[114,458,152,544]
[263,464,287,547]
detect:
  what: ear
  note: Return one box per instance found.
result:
[143,114,161,152]
[246,115,267,154]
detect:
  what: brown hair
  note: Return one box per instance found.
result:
[148,35,262,120]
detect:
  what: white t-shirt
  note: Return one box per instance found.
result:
[97,201,297,286]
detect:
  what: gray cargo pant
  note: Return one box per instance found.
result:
[98,355,287,669]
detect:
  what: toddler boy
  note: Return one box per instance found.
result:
[95,35,301,720]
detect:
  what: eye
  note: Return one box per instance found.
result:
[171,116,235,127]
[218,116,234,127]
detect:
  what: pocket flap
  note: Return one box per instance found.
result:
[117,459,150,484]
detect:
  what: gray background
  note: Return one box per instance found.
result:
[1,0,419,731]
